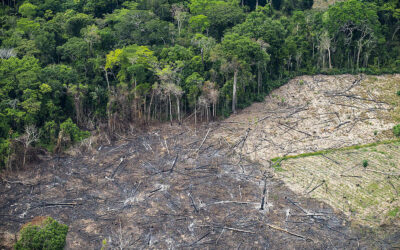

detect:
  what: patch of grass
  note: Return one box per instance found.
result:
[357,197,379,209]
[393,124,400,137]
[366,183,379,194]
[387,207,399,217]
[271,138,400,162]
[271,161,285,172]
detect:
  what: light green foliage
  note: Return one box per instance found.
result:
[0,56,41,125]
[233,9,283,73]
[105,48,123,70]
[0,135,10,169]
[388,207,399,217]
[393,124,400,137]
[325,0,382,68]
[189,0,215,14]
[326,0,380,34]
[16,18,40,37]
[186,72,204,107]
[0,0,400,166]
[14,217,68,250]
[189,15,210,33]
[213,32,269,100]
[216,33,269,67]
[18,2,38,18]
[101,238,107,250]
[110,45,157,86]
[60,118,89,143]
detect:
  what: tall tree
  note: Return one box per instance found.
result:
[212,33,269,113]
[325,0,381,68]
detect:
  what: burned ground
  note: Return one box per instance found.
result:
[1,124,367,249]
[1,74,400,249]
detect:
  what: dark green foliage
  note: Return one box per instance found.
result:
[393,124,400,137]
[362,160,369,168]
[1,0,400,168]
[397,90,400,96]
[272,0,283,10]
[0,138,10,169]
[388,207,399,217]
[60,118,90,143]
[14,217,68,250]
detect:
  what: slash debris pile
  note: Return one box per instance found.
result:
[2,125,365,249]
[211,74,400,247]
[215,74,400,162]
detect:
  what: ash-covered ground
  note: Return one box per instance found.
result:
[1,124,370,249]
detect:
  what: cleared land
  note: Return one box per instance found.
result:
[277,142,400,228]
[213,74,400,242]
[1,74,400,248]
[214,74,400,161]
[0,125,364,249]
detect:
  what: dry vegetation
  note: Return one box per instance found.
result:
[213,74,400,244]
[312,0,345,9]
[214,74,400,161]
[277,142,400,229]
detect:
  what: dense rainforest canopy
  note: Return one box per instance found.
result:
[1,0,400,168]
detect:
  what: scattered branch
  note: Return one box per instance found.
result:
[265,223,313,241]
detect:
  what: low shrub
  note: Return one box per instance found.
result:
[14,217,68,250]
[393,124,400,137]
[60,118,90,143]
